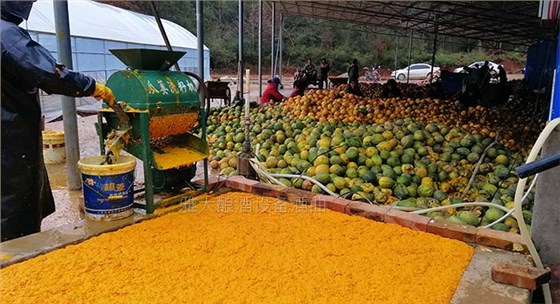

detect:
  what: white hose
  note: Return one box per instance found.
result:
[391,205,420,212]
[248,152,373,202]
[513,118,560,304]
[270,173,339,197]
[249,158,286,186]
[483,174,539,229]
[462,131,500,197]
[250,153,518,216]
[248,156,338,196]
[411,202,511,215]
[483,208,515,229]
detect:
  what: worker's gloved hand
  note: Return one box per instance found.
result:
[93,83,116,106]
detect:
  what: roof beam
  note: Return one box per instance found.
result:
[272,1,551,46]
[280,8,531,50]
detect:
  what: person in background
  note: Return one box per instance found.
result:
[345,80,364,97]
[290,69,312,97]
[497,65,508,84]
[348,58,359,84]
[318,58,330,89]
[303,58,318,83]
[458,61,494,108]
[424,81,447,100]
[464,61,490,88]
[1,1,116,242]
[260,76,285,105]
[478,61,491,87]
[380,79,402,98]
[479,65,511,107]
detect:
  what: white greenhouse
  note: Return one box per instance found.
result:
[23,0,210,121]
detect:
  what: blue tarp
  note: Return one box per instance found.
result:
[440,71,468,95]
[551,37,560,119]
[525,40,556,92]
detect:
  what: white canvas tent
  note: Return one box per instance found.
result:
[22,0,210,121]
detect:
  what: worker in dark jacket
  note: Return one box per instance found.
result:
[380,79,402,98]
[290,70,311,98]
[318,58,330,90]
[1,1,116,242]
[348,59,359,83]
[302,58,318,83]
[479,65,511,107]
[345,80,364,97]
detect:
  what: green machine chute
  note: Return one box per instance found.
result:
[96,49,209,213]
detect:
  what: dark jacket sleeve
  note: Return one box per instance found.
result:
[348,65,358,81]
[1,22,95,97]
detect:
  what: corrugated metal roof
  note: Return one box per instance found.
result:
[274,1,557,47]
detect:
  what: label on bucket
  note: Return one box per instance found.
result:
[82,172,134,215]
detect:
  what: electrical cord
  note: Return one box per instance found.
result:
[250,149,525,217]
[462,130,500,197]
[339,191,375,205]
[410,201,511,215]
[482,173,538,229]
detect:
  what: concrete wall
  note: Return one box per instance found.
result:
[533,127,560,267]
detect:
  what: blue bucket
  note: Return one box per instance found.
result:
[78,155,136,221]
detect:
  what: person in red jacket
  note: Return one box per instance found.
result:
[260,77,285,105]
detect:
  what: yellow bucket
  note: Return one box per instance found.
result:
[42,130,65,164]
[78,155,136,221]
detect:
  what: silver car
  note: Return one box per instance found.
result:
[391,63,440,80]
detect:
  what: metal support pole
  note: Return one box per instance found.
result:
[196,0,204,79]
[238,0,244,101]
[278,14,284,80]
[246,68,251,103]
[407,29,412,84]
[183,72,209,192]
[394,36,399,73]
[274,37,280,77]
[238,0,255,179]
[258,0,263,98]
[430,15,439,84]
[196,0,209,190]
[152,1,209,192]
[54,0,81,190]
[240,0,248,149]
[271,1,275,78]
[139,113,154,213]
[150,1,180,71]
